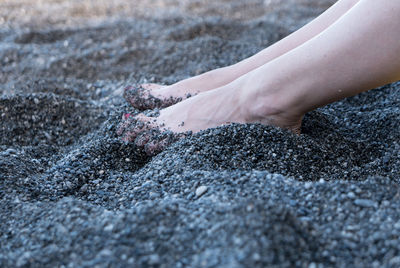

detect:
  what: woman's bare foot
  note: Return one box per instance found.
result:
[124,66,243,110]
[118,74,304,155]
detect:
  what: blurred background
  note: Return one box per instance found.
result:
[0,0,335,97]
[0,0,334,30]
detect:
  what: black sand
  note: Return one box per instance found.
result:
[1,0,400,267]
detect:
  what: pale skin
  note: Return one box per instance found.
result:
[142,0,361,98]
[120,0,400,144]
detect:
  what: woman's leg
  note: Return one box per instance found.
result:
[141,0,360,99]
[120,0,400,151]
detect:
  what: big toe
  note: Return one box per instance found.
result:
[116,113,188,156]
[123,85,149,110]
[123,84,168,110]
[117,113,155,142]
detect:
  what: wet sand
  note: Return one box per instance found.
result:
[1,0,400,267]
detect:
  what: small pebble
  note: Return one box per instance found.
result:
[354,199,377,208]
[148,254,160,265]
[104,224,114,232]
[195,186,208,197]
[347,192,356,199]
[308,263,317,268]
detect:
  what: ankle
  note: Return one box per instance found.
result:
[238,78,305,131]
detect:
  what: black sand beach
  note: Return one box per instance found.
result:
[1,0,400,267]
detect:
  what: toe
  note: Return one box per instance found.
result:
[116,112,189,156]
[123,83,183,110]
[123,84,164,110]
[134,132,151,147]
[143,131,189,156]
[117,113,156,142]
[123,85,150,109]
[143,137,170,156]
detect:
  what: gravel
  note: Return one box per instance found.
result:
[1,0,400,267]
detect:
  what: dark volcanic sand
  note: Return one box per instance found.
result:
[1,0,400,267]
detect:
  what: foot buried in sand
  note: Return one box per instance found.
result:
[117,112,190,156]
[124,83,194,110]
[118,78,304,156]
